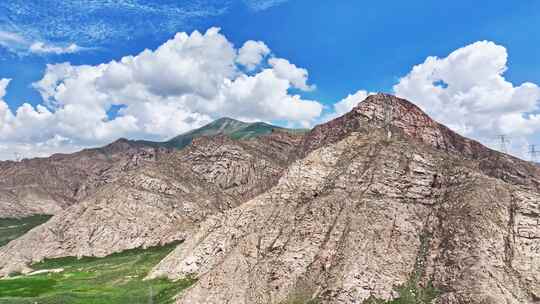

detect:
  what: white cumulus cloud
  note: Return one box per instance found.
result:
[237,40,271,71]
[0,27,322,160]
[268,57,315,91]
[393,40,540,158]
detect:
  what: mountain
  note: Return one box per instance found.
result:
[0,118,305,218]
[139,117,308,149]
[0,94,539,304]
[0,140,172,218]
[148,94,540,304]
[302,94,540,190]
[0,132,303,276]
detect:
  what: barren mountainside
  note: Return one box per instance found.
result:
[0,132,302,276]
[148,94,539,304]
[0,94,538,304]
[0,118,302,218]
[0,139,172,217]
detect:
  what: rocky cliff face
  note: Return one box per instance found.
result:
[0,117,305,219]
[148,94,539,304]
[302,94,540,190]
[0,133,302,276]
[0,139,172,217]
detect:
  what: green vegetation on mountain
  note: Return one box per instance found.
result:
[363,233,440,304]
[0,215,52,247]
[0,243,195,304]
[362,281,439,304]
[138,117,308,149]
[229,122,308,140]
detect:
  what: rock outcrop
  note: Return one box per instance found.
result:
[0,117,305,218]
[148,94,540,304]
[0,133,302,276]
[0,139,171,217]
[302,94,540,190]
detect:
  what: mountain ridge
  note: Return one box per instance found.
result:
[0,131,304,277]
[0,94,538,304]
[0,117,306,218]
[147,93,540,304]
[303,93,540,190]
[135,117,307,149]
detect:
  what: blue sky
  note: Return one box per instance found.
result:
[0,0,539,159]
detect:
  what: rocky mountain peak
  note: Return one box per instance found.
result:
[353,93,488,157]
[305,93,487,158]
[101,137,134,151]
[336,93,488,158]
[352,92,426,120]
[146,97,540,303]
[303,93,540,190]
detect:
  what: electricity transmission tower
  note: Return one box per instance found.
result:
[496,135,510,154]
[529,145,539,163]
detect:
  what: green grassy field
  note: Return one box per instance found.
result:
[0,242,195,304]
[0,215,52,247]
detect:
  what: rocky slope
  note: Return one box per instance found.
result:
[148,94,540,304]
[0,117,306,218]
[302,94,540,190]
[0,139,172,217]
[0,132,302,276]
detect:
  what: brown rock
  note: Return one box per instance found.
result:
[0,139,172,217]
[0,133,300,276]
[148,95,539,304]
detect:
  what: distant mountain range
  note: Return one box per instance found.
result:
[136,117,308,149]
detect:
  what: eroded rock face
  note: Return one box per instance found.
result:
[302,94,540,190]
[0,134,300,276]
[150,131,539,304]
[0,139,172,217]
[148,95,540,304]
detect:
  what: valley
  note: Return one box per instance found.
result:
[0,242,194,304]
[0,215,52,247]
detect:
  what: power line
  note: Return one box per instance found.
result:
[529,145,539,163]
[496,135,510,154]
